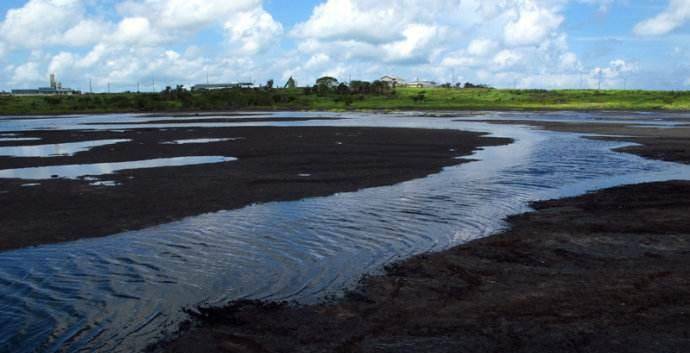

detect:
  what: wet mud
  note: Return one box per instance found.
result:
[0,126,509,251]
[158,121,690,353]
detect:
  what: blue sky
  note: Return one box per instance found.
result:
[0,0,689,92]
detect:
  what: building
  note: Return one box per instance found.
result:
[11,74,79,96]
[191,82,254,91]
[379,75,406,88]
[401,80,438,88]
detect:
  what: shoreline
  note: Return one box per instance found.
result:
[158,120,690,353]
[2,106,690,118]
[0,126,510,251]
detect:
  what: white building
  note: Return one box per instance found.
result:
[379,75,406,88]
[401,80,438,88]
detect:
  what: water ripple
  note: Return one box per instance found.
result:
[0,113,689,353]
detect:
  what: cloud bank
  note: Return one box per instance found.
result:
[0,0,687,90]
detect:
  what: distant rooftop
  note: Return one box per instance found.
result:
[191,83,254,91]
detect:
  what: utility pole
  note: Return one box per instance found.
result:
[137,82,140,93]
[89,79,93,94]
[107,82,110,94]
[152,79,156,92]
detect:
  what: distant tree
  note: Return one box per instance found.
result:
[349,80,371,94]
[371,80,393,95]
[336,82,350,95]
[316,76,339,92]
[266,79,274,89]
[464,82,493,89]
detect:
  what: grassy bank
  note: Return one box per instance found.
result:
[1,87,689,115]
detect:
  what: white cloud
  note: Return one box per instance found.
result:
[0,0,96,48]
[504,1,564,47]
[291,0,480,67]
[111,17,164,46]
[467,39,498,57]
[62,20,111,47]
[591,59,639,88]
[0,0,683,90]
[48,52,77,74]
[380,24,445,64]
[288,0,588,86]
[11,61,44,86]
[108,1,284,52]
[292,0,395,43]
[493,50,522,68]
[0,0,284,89]
[440,52,478,68]
[117,0,262,31]
[305,53,331,69]
[224,8,283,54]
[634,0,690,36]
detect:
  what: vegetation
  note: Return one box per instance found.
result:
[1,85,689,115]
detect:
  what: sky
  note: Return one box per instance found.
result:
[0,0,689,92]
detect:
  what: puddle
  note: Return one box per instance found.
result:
[0,137,42,142]
[0,156,237,180]
[0,139,130,158]
[89,180,121,187]
[161,138,245,145]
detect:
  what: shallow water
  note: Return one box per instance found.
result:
[0,139,130,158]
[0,137,42,142]
[0,110,688,132]
[0,156,236,180]
[0,112,689,353]
[161,137,245,144]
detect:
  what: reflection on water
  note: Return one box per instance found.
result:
[0,139,130,158]
[161,137,245,144]
[0,156,236,180]
[0,113,689,353]
[0,110,687,132]
[0,137,42,142]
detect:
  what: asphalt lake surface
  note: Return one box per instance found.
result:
[0,111,689,353]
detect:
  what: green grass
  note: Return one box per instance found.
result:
[344,88,690,111]
[1,87,689,115]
